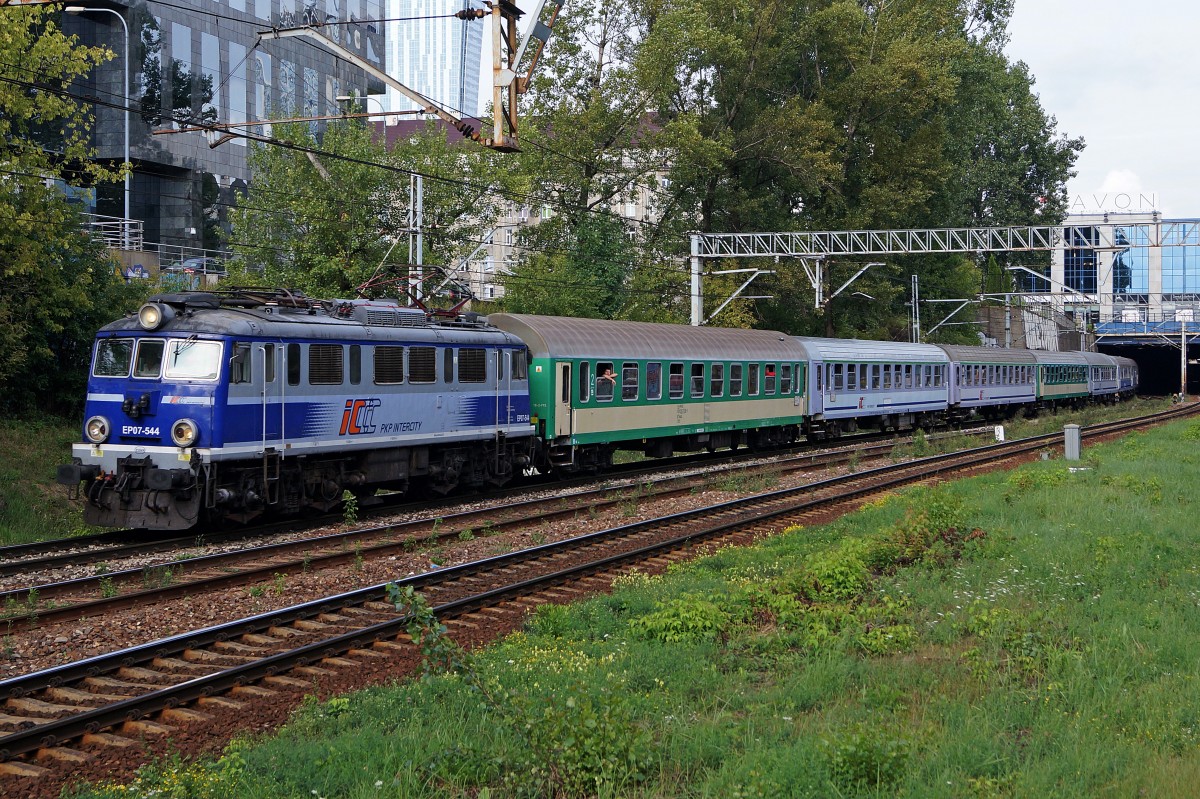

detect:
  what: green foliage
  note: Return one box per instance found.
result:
[500,678,654,798]
[819,723,911,792]
[804,539,871,601]
[340,490,358,524]
[629,591,735,643]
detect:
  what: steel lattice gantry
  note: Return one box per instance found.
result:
[688,222,1200,324]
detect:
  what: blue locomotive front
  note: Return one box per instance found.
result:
[58,290,535,530]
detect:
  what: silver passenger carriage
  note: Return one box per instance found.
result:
[936,344,1038,420]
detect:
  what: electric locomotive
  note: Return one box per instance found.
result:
[57,289,535,530]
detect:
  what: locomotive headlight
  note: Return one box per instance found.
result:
[171,418,199,447]
[84,415,110,444]
[138,302,174,330]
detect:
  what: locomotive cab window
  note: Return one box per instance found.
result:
[514,349,529,380]
[164,339,222,381]
[135,339,166,379]
[94,337,134,377]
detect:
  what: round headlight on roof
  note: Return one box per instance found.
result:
[138,302,174,330]
[171,418,199,447]
[84,415,110,444]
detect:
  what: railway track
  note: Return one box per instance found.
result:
[0,426,977,578]
[0,436,929,629]
[0,404,1191,789]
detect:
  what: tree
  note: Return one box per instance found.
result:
[0,6,144,415]
[230,118,516,301]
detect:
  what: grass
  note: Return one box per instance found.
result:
[0,415,97,545]
[62,409,1200,799]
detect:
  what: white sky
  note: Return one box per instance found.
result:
[1005,1,1200,219]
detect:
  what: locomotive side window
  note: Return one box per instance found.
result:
[596,361,615,401]
[349,345,361,385]
[669,363,684,399]
[309,344,344,385]
[164,339,222,380]
[444,348,455,383]
[287,343,301,386]
[729,364,743,397]
[374,346,405,384]
[647,362,662,400]
[459,348,486,383]
[94,338,133,377]
[622,362,639,401]
[513,349,529,380]
[710,363,725,397]
[264,344,276,383]
[497,350,505,382]
[690,363,705,398]
[409,347,436,383]
[228,343,250,383]
[134,339,166,378]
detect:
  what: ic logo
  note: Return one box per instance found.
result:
[339,398,381,435]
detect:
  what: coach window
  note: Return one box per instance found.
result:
[669,363,685,399]
[858,364,866,392]
[871,365,880,389]
[374,346,404,384]
[881,365,891,389]
[690,363,705,398]
[409,346,436,383]
[832,363,844,392]
[782,364,794,394]
[579,362,591,402]
[93,337,134,377]
[309,344,344,385]
[135,339,166,379]
[460,348,486,383]
[730,363,743,396]
[765,364,777,394]
[349,345,361,385]
[286,343,301,385]
[227,342,249,383]
[647,362,662,400]
[846,363,857,391]
[622,362,639,401]
[596,361,615,401]
[749,363,760,395]
[710,363,725,397]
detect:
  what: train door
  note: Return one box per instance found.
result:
[256,342,282,447]
[807,359,824,415]
[554,361,573,438]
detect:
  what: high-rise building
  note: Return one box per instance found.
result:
[383,0,483,117]
[62,1,384,254]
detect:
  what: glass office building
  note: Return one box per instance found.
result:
[64,0,384,250]
[383,0,483,116]
[1030,212,1200,334]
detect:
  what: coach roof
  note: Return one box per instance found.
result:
[487,314,805,362]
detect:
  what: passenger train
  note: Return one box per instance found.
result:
[57,289,1138,531]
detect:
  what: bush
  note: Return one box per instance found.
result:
[630,592,736,643]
